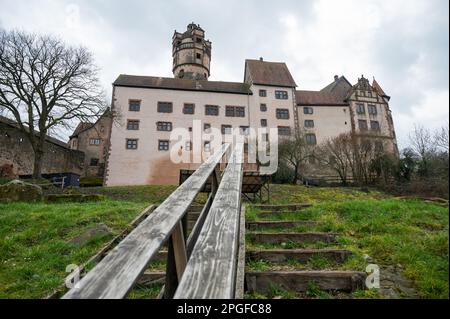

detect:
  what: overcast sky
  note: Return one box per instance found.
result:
[0,0,448,148]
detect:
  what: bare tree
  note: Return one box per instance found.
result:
[315,133,353,184]
[0,30,106,178]
[409,124,436,176]
[409,125,435,159]
[278,130,315,184]
[316,132,392,185]
[435,124,449,152]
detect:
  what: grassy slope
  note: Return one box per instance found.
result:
[0,184,448,298]
[247,185,449,299]
[0,200,147,298]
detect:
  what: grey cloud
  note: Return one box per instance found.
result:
[0,0,447,144]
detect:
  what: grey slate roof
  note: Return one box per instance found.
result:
[296,90,348,106]
[113,75,252,95]
[244,59,297,87]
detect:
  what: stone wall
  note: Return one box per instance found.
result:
[0,121,85,176]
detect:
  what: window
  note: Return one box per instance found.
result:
[368,104,377,115]
[156,121,172,131]
[188,127,192,132]
[275,90,288,100]
[126,139,138,150]
[225,106,245,117]
[185,141,192,151]
[278,126,291,136]
[371,120,380,130]
[157,102,173,113]
[196,38,202,44]
[303,107,313,115]
[260,104,267,112]
[183,103,195,114]
[204,141,211,152]
[221,125,232,134]
[127,120,140,130]
[196,53,202,59]
[305,120,314,128]
[260,119,267,127]
[276,108,290,119]
[89,138,100,145]
[358,120,368,130]
[90,158,99,166]
[262,133,269,141]
[236,107,245,117]
[204,123,211,132]
[259,89,267,97]
[158,140,169,151]
[225,106,234,117]
[205,105,219,116]
[100,126,105,133]
[240,126,250,135]
[129,100,141,112]
[356,103,365,114]
[305,133,317,145]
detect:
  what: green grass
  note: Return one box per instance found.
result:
[128,282,164,299]
[246,191,449,299]
[0,184,447,299]
[73,185,207,204]
[268,184,389,204]
[0,199,147,298]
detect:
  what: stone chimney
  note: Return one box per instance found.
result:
[334,75,339,81]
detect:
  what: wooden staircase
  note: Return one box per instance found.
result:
[244,204,367,298]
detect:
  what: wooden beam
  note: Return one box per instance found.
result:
[174,143,244,299]
[246,221,318,230]
[248,233,337,244]
[63,143,230,299]
[235,205,246,299]
[246,271,366,293]
[171,222,187,281]
[252,204,312,211]
[247,249,352,263]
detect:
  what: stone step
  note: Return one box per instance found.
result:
[247,249,352,263]
[245,271,366,294]
[248,232,338,244]
[246,221,318,230]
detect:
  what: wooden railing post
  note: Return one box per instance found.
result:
[164,219,188,298]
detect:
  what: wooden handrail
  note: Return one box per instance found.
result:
[63,143,230,299]
[174,143,244,299]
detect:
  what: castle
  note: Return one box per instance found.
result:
[103,23,398,186]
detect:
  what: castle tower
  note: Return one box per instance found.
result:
[172,23,211,80]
